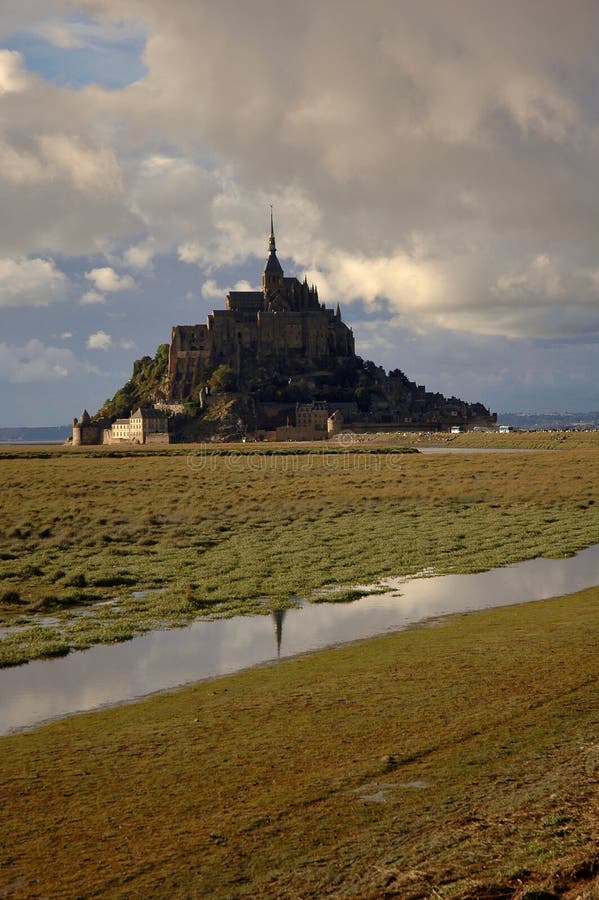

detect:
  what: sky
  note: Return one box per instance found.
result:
[2,1,599,425]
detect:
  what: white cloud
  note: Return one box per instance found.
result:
[0,257,68,307]
[80,290,106,305]
[85,267,135,292]
[60,331,73,340]
[86,330,113,350]
[38,134,122,194]
[123,241,154,270]
[0,50,28,94]
[0,141,45,185]
[0,339,81,383]
[178,241,202,264]
[120,338,136,349]
[0,133,122,194]
[201,278,255,300]
[305,251,447,313]
[493,254,565,302]
[4,1,599,417]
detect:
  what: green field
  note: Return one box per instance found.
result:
[0,437,598,897]
[1,436,599,666]
[1,588,597,898]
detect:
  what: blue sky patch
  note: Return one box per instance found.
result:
[6,17,147,90]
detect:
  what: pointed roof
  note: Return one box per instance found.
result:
[264,207,283,275]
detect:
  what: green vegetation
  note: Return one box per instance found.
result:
[1,439,599,666]
[209,362,237,392]
[96,343,169,419]
[1,588,597,897]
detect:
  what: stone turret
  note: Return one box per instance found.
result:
[72,409,103,446]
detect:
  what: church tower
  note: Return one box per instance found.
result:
[262,209,284,298]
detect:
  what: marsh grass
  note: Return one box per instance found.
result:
[0,588,597,898]
[1,442,599,664]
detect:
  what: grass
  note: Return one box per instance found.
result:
[2,440,599,665]
[0,587,597,898]
[1,438,598,896]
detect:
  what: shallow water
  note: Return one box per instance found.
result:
[2,544,599,735]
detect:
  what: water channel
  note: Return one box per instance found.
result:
[2,544,599,735]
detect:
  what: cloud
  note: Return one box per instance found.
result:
[0,339,82,383]
[352,313,599,412]
[493,254,565,303]
[305,251,446,313]
[60,331,72,339]
[0,131,122,194]
[80,290,106,305]
[123,241,154,270]
[86,330,113,350]
[0,257,68,307]
[178,242,202,265]
[85,0,599,342]
[119,338,136,349]
[0,46,138,258]
[4,2,599,418]
[38,134,122,194]
[85,267,135,292]
[0,50,28,93]
[201,278,255,300]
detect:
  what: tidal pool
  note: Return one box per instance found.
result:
[2,544,599,735]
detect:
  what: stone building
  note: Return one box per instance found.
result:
[275,401,342,441]
[295,401,328,433]
[111,418,131,441]
[72,407,169,445]
[72,410,106,446]
[167,214,355,400]
[129,407,169,443]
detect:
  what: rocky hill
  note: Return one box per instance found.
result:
[92,221,495,439]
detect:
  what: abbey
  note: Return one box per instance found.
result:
[167,214,355,400]
[75,216,496,444]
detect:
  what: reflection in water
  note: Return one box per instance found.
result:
[272,608,286,658]
[2,544,599,735]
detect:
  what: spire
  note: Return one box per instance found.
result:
[269,205,276,254]
[263,205,283,294]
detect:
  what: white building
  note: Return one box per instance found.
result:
[111,418,131,440]
[106,408,170,444]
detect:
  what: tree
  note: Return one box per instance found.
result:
[209,364,236,392]
[95,344,170,419]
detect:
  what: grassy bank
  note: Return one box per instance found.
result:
[403,430,599,451]
[1,588,597,898]
[1,445,599,665]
